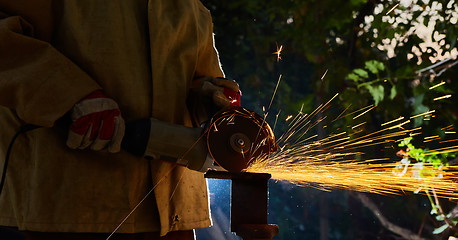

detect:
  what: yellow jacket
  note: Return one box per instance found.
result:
[0,0,223,236]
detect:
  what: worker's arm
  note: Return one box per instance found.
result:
[188,10,242,124]
[0,12,100,127]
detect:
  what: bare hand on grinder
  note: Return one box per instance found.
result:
[66,90,125,153]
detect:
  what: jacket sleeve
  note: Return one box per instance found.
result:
[194,4,224,79]
[187,5,227,125]
[0,12,100,127]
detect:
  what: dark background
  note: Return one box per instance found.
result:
[197,0,458,239]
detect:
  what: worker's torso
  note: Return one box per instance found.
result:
[0,0,221,235]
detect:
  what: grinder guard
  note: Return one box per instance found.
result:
[122,107,276,173]
[207,107,277,172]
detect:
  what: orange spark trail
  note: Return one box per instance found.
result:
[434,95,452,101]
[429,81,445,90]
[273,42,283,62]
[246,100,458,200]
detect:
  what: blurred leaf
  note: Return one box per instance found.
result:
[389,86,397,100]
[432,224,449,234]
[366,84,384,105]
[365,60,385,74]
[347,73,362,83]
[399,137,413,147]
[412,94,429,127]
[354,68,369,78]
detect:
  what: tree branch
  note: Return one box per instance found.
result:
[431,188,458,233]
[351,192,428,240]
[415,54,458,77]
[450,204,458,219]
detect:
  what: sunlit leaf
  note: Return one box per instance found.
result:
[366,84,384,105]
[432,224,449,234]
[347,73,362,82]
[365,60,385,74]
[354,68,369,79]
[389,86,397,100]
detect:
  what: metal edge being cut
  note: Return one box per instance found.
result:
[206,107,276,172]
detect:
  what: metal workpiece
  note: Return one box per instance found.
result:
[205,170,279,240]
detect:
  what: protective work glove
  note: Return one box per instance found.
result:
[66,90,125,153]
[199,77,241,108]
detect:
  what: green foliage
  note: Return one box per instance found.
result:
[345,60,393,105]
[397,136,457,234]
[206,0,457,137]
[433,215,458,234]
[398,137,453,169]
[203,0,458,238]
[365,60,385,75]
[340,0,458,135]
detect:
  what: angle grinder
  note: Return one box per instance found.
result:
[122,86,277,173]
[122,106,277,173]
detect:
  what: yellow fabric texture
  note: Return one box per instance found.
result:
[0,0,224,236]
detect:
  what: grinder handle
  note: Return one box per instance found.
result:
[121,118,151,156]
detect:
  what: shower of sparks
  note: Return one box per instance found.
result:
[410,110,435,119]
[351,122,366,129]
[333,104,373,122]
[321,69,329,81]
[381,116,404,126]
[286,115,293,122]
[430,81,445,90]
[434,94,452,101]
[332,104,352,122]
[424,137,441,143]
[353,105,376,120]
[386,3,400,15]
[442,125,454,131]
[246,98,458,200]
[249,154,458,199]
[410,132,422,137]
[268,75,283,110]
[273,42,283,62]
[424,135,440,140]
[440,139,458,144]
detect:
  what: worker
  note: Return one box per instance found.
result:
[0,0,239,239]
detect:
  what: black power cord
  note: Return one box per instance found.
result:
[0,125,40,198]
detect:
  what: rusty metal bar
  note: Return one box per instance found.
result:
[205,170,279,240]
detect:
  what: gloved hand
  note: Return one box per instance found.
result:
[200,77,241,108]
[66,90,125,153]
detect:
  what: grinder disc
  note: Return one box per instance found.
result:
[206,107,276,172]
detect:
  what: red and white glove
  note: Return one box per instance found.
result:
[200,77,241,107]
[66,90,125,153]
